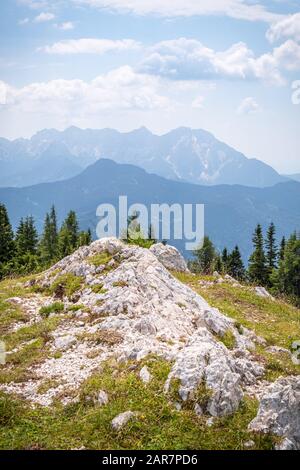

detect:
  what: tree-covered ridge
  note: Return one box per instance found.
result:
[0,204,91,279]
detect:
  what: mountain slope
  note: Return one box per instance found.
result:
[0,126,287,188]
[0,159,299,260]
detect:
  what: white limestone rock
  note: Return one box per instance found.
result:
[54,335,76,352]
[98,390,109,406]
[111,411,137,431]
[249,376,300,450]
[150,243,189,272]
[140,366,152,384]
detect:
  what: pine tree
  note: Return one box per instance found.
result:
[221,248,229,273]
[40,206,58,265]
[64,211,79,249]
[15,216,38,255]
[192,236,216,274]
[248,224,267,284]
[228,246,245,280]
[265,223,278,270]
[78,229,92,247]
[279,236,286,261]
[58,210,79,257]
[0,203,15,265]
[272,233,300,305]
[214,254,223,274]
[58,225,73,258]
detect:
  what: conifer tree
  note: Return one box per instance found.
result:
[228,246,245,280]
[58,210,79,257]
[0,203,15,265]
[248,224,267,284]
[214,254,223,274]
[192,236,216,274]
[265,222,278,271]
[15,216,38,255]
[272,233,300,305]
[78,229,92,247]
[279,236,286,261]
[221,248,229,273]
[40,206,58,265]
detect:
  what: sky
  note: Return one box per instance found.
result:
[0,0,300,174]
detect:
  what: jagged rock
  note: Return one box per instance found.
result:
[97,390,109,406]
[150,243,189,272]
[254,286,274,299]
[249,376,300,450]
[266,345,290,355]
[54,335,76,352]
[111,411,137,431]
[140,366,152,384]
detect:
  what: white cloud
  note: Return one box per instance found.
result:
[55,22,75,31]
[0,67,170,115]
[40,38,140,54]
[267,13,300,43]
[237,97,260,115]
[139,37,300,85]
[73,0,281,22]
[18,18,30,25]
[34,12,55,23]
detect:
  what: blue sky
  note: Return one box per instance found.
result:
[0,0,300,174]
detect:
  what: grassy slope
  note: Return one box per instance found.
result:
[0,272,299,450]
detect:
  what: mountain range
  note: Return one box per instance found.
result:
[1,158,299,260]
[0,126,288,188]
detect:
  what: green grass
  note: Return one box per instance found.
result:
[0,315,63,384]
[50,273,83,299]
[87,252,113,268]
[0,277,36,335]
[175,272,300,349]
[39,302,64,318]
[0,357,276,450]
[91,284,108,294]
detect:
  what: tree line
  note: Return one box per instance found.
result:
[0,204,92,279]
[190,223,300,306]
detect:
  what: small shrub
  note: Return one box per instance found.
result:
[39,302,64,318]
[50,274,83,299]
[217,330,236,350]
[91,284,108,294]
[80,330,123,346]
[112,281,128,288]
[87,252,112,267]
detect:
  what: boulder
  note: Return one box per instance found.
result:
[111,411,137,431]
[54,335,76,352]
[254,286,274,299]
[249,376,300,450]
[150,243,189,272]
[139,366,152,384]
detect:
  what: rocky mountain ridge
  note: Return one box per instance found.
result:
[0,127,287,188]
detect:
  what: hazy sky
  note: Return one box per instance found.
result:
[0,0,300,173]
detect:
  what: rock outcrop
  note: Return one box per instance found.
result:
[249,376,300,450]
[149,243,189,272]
[1,237,298,444]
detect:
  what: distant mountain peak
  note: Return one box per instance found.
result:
[0,126,286,188]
